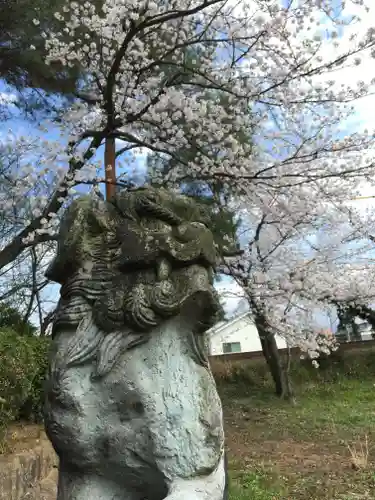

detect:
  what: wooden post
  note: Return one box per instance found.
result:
[105,136,116,201]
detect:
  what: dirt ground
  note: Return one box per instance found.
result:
[0,421,44,454]
[2,378,375,499]
[221,379,375,499]
[0,422,57,500]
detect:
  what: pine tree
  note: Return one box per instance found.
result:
[0,0,104,116]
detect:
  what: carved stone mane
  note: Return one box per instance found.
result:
[46,186,222,379]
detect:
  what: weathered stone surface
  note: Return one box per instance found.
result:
[44,187,226,500]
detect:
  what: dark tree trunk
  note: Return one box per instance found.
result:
[253,309,294,402]
[259,332,284,396]
[283,346,296,405]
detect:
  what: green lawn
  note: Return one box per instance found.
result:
[220,379,375,499]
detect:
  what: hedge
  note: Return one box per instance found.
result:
[211,344,375,389]
[0,328,50,440]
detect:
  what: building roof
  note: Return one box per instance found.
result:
[358,322,372,332]
[208,311,253,338]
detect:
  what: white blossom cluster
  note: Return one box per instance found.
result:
[224,190,375,358]
[37,0,375,190]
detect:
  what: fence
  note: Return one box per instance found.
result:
[209,338,375,363]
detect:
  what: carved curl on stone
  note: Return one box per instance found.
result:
[46,187,222,379]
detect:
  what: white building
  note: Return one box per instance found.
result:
[358,322,373,341]
[336,320,374,342]
[208,312,288,355]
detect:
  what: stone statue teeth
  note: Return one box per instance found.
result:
[44,187,228,500]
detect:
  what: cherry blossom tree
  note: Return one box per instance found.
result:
[218,187,375,396]
[1,0,375,336]
[0,136,67,328]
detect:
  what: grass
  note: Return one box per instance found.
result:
[3,349,375,498]
[229,470,285,500]
[220,376,375,499]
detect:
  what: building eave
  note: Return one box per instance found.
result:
[208,311,253,338]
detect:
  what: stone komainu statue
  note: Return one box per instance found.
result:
[44,186,228,500]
